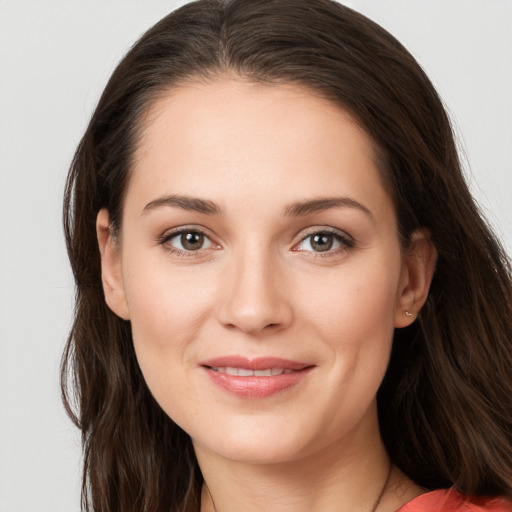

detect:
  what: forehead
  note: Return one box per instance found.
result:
[128,79,393,219]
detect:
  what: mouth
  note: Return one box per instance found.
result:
[199,357,314,398]
[208,366,299,376]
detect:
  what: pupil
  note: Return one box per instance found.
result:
[312,234,333,252]
[182,232,203,250]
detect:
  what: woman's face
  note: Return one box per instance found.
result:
[98,80,430,465]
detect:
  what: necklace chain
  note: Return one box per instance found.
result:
[206,462,393,512]
[369,462,393,512]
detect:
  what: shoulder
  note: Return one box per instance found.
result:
[397,488,512,512]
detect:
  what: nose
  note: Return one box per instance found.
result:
[216,246,293,335]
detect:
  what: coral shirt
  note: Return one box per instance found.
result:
[398,488,511,511]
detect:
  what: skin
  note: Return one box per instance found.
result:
[97,80,436,512]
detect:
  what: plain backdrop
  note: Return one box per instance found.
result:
[0,1,511,511]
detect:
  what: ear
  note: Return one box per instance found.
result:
[96,209,130,320]
[394,229,437,328]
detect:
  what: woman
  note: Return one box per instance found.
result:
[61,1,512,511]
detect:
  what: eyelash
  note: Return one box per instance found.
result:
[157,226,355,257]
[293,228,355,257]
[158,226,217,257]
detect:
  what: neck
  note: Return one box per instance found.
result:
[195,408,421,512]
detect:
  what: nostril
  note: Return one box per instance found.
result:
[216,287,294,334]
[225,322,278,330]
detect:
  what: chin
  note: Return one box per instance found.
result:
[194,436,307,465]
[189,414,344,466]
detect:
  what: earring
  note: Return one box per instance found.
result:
[404,311,413,317]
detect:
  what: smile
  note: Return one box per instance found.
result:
[200,357,314,398]
[209,367,296,376]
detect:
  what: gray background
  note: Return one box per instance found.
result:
[0,1,511,511]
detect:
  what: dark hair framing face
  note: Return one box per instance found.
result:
[62,1,512,511]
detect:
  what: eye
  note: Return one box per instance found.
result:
[162,229,215,252]
[294,230,353,253]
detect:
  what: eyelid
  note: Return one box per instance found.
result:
[157,225,221,254]
[292,226,355,253]
[156,224,354,256]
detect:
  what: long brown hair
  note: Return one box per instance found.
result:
[62,1,512,510]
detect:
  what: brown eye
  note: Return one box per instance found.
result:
[181,231,204,251]
[310,233,334,252]
[294,230,353,254]
[164,229,214,252]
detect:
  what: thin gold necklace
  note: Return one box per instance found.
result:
[368,462,393,512]
[206,462,393,512]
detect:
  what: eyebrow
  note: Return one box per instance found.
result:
[142,194,222,216]
[142,194,373,220]
[284,196,374,219]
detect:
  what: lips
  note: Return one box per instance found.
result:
[199,356,314,398]
[209,367,296,376]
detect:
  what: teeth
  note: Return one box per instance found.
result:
[237,368,254,377]
[210,366,294,376]
[254,369,272,377]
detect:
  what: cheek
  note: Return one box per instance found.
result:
[122,257,218,385]
[296,254,401,341]
[300,259,400,422]
[293,251,402,415]
[123,270,214,425]
[125,255,214,334]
